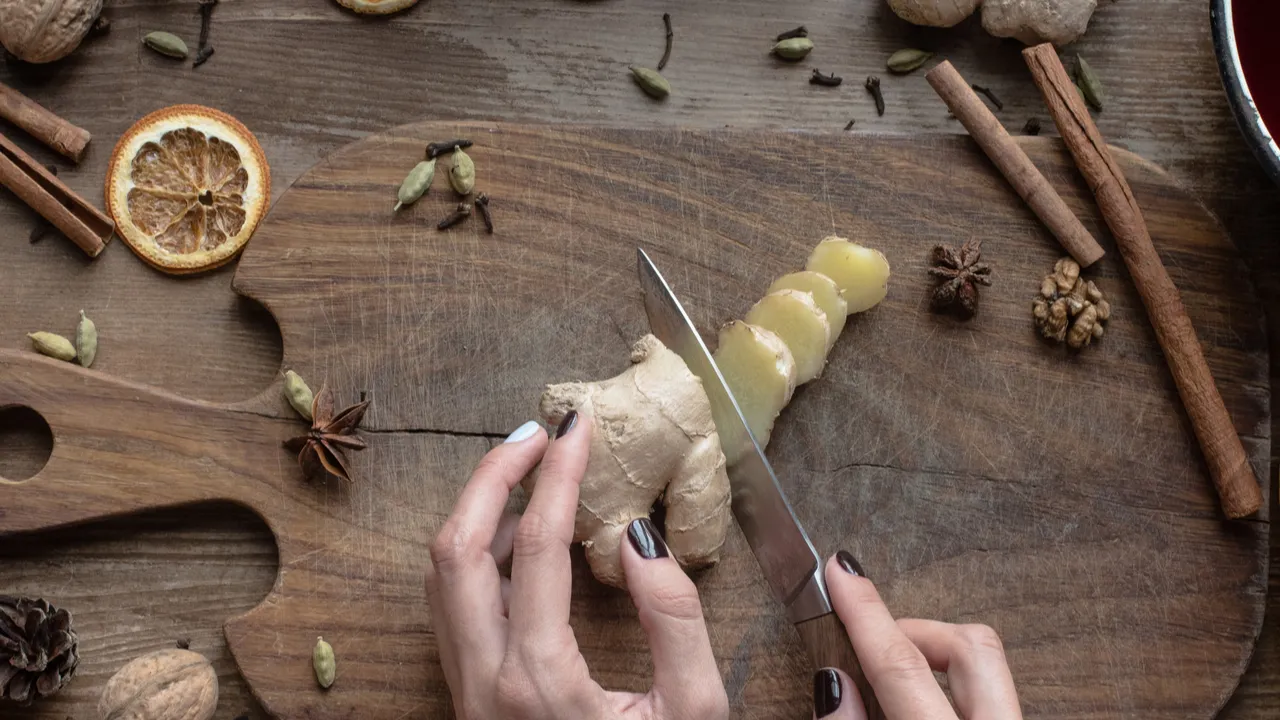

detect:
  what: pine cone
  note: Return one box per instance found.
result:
[0,597,79,704]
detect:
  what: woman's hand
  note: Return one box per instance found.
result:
[426,412,730,720]
[812,552,1023,720]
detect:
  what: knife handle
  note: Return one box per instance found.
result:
[797,611,884,720]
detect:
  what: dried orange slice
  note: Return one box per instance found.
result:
[335,0,419,14]
[106,105,269,275]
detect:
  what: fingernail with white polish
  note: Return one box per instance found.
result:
[504,420,542,444]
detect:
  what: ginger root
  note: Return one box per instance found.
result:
[713,321,798,463]
[886,0,1097,46]
[768,271,848,347]
[534,334,731,587]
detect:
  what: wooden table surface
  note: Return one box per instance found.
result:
[0,1,1277,718]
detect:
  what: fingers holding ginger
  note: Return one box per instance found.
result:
[531,334,731,587]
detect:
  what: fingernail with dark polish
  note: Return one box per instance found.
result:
[627,517,669,559]
[556,410,578,438]
[814,668,842,718]
[837,550,865,577]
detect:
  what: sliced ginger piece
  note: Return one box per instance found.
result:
[745,289,831,384]
[805,235,891,313]
[713,321,797,462]
[767,271,848,349]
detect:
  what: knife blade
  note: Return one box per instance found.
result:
[637,248,882,717]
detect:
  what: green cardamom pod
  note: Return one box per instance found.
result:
[449,148,476,196]
[143,31,189,59]
[394,159,436,211]
[887,48,934,74]
[629,66,671,100]
[772,37,814,61]
[1075,55,1104,111]
[284,370,315,421]
[28,332,76,362]
[75,310,97,368]
[313,637,336,689]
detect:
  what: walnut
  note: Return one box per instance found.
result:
[0,0,103,64]
[1032,257,1111,349]
[98,649,218,720]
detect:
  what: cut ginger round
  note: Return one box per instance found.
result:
[106,105,269,275]
[713,321,797,463]
[767,271,848,348]
[805,236,891,313]
[745,289,831,384]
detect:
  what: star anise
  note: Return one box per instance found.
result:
[928,238,992,318]
[283,385,370,482]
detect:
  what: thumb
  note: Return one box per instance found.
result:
[622,518,728,720]
[814,667,867,720]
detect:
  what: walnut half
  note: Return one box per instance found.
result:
[1032,257,1111,349]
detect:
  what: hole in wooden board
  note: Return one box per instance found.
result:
[0,406,53,483]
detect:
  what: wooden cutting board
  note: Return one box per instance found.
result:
[0,123,1269,720]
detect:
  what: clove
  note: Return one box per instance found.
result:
[436,202,473,230]
[475,193,494,234]
[865,76,885,116]
[809,69,843,87]
[1023,117,1042,136]
[971,84,1004,111]
[775,26,808,41]
[426,139,473,159]
[194,0,217,68]
[658,13,673,71]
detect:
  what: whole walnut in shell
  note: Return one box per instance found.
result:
[98,649,218,720]
[0,0,103,64]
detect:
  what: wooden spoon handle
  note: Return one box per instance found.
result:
[0,350,291,534]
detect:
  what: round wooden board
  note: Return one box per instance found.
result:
[0,122,1268,720]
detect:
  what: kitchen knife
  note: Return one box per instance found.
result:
[637,248,882,718]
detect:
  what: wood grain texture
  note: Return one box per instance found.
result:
[0,1,1278,719]
[0,122,1270,720]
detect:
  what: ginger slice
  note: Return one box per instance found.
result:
[767,270,848,349]
[805,236,891,313]
[713,320,797,461]
[745,289,831,384]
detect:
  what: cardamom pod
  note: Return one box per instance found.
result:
[1075,55,1104,111]
[143,31,189,59]
[394,159,436,211]
[28,332,76,362]
[284,370,315,421]
[887,48,933,74]
[629,66,671,100]
[772,37,814,61]
[449,147,476,196]
[313,637,336,689]
[75,310,97,368]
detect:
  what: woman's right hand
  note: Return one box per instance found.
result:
[813,552,1023,720]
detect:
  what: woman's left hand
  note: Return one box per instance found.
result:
[425,412,730,720]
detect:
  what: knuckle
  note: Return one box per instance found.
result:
[874,638,931,683]
[687,687,730,720]
[512,511,561,557]
[645,581,705,623]
[429,520,481,570]
[473,451,513,482]
[494,665,539,714]
[956,623,1006,658]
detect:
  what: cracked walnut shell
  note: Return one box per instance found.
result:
[1032,257,1111,349]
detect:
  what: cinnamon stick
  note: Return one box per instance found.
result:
[1023,43,1262,519]
[0,132,113,257]
[926,61,1105,268]
[0,83,91,163]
